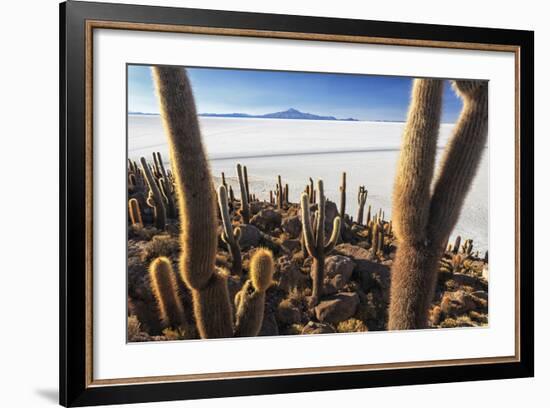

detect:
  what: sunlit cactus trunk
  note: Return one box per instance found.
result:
[234,248,274,337]
[388,79,488,330]
[218,185,242,277]
[149,257,186,331]
[152,66,233,339]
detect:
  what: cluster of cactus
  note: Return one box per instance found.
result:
[274,175,289,209]
[134,67,488,338]
[128,159,145,192]
[300,179,341,305]
[127,151,178,231]
[150,66,275,339]
[388,78,488,330]
[305,177,317,204]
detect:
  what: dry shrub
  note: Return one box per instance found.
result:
[129,225,159,241]
[162,327,187,341]
[142,234,179,261]
[128,315,142,341]
[337,318,368,333]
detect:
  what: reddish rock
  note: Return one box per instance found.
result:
[314,292,359,324]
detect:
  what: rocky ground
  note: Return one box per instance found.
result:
[127,199,488,341]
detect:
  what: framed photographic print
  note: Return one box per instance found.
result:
[59,1,534,406]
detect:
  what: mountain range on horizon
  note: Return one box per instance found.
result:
[129,108,360,122]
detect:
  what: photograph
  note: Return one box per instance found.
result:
[126,64,489,342]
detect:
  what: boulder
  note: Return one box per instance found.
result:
[301,201,338,232]
[301,321,336,335]
[237,224,262,249]
[440,290,477,316]
[323,201,338,230]
[335,243,391,294]
[280,238,301,254]
[274,255,303,291]
[314,292,359,324]
[258,313,279,336]
[317,255,355,295]
[276,299,302,325]
[281,215,302,238]
[251,209,282,232]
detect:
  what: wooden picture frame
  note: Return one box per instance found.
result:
[60,1,534,406]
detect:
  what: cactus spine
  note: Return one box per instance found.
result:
[388,79,488,330]
[356,186,368,225]
[140,156,166,230]
[236,163,251,224]
[301,180,341,305]
[149,257,186,330]
[152,66,233,339]
[218,185,242,277]
[128,198,143,227]
[234,248,274,337]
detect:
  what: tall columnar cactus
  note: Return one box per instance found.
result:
[243,165,251,202]
[452,235,462,254]
[153,151,169,181]
[277,175,284,209]
[389,79,488,330]
[128,198,143,228]
[339,172,347,220]
[371,222,380,254]
[221,172,227,191]
[152,66,233,339]
[356,186,368,225]
[149,257,186,330]
[234,248,274,337]
[309,177,315,204]
[377,222,385,254]
[301,180,341,305]
[140,157,166,230]
[218,185,242,276]
[228,185,235,208]
[236,163,251,224]
[366,205,372,225]
[159,177,177,219]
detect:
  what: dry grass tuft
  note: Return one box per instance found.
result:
[337,318,368,333]
[142,234,180,261]
[128,315,143,341]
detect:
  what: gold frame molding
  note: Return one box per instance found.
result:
[84,20,521,388]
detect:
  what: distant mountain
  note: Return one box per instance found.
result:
[199,108,359,121]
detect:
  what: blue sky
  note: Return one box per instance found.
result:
[128,65,463,123]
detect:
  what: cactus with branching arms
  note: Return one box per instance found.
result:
[389,79,488,330]
[301,180,341,305]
